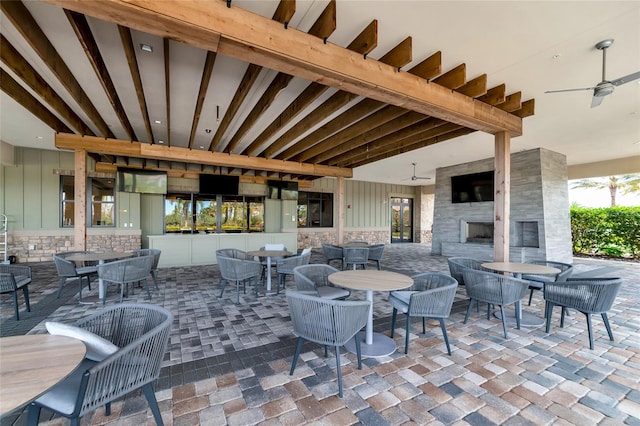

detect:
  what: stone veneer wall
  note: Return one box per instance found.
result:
[297,229,389,248]
[7,229,141,263]
[431,148,572,263]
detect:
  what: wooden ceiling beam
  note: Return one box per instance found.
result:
[163,38,171,146]
[496,92,522,112]
[0,69,72,134]
[1,0,113,138]
[118,25,154,143]
[378,36,412,69]
[0,35,93,136]
[456,74,487,98]
[258,20,378,158]
[65,10,137,141]
[478,84,506,106]
[188,51,217,148]
[408,51,442,80]
[227,0,337,154]
[209,0,295,152]
[45,0,522,135]
[513,99,535,118]
[432,63,466,89]
[55,133,352,178]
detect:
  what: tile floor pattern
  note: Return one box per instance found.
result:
[1,245,639,425]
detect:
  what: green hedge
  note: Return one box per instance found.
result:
[570,206,640,258]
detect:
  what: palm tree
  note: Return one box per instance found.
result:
[571,174,640,207]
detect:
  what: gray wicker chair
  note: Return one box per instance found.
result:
[0,264,31,320]
[343,247,369,270]
[322,243,343,269]
[447,257,488,285]
[389,272,458,354]
[462,269,529,338]
[275,252,311,294]
[367,244,385,270]
[286,290,370,397]
[217,253,262,304]
[131,248,162,290]
[53,252,97,299]
[293,264,350,300]
[216,248,254,260]
[521,260,573,305]
[259,243,288,282]
[544,277,622,349]
[27,303,172,426]
[97,255,154,304]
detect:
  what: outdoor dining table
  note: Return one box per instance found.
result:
[0,335,86,416]
[329,270,413,358]
[482,261,560,327]
[65,251,135,303]
[246,249,292,294]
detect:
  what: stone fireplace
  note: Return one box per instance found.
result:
[462,221,493,244]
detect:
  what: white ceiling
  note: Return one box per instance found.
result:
[1,1,639,184]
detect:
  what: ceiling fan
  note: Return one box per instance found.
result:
[403,163,431,181]
[545,39,640,108]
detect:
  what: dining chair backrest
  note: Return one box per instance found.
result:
[0,264,32,320]
[367,244,385,270]
[217,254,262,282]
[132,248,161,271]
[343,247,369,270]
[293,264,338,292]
[264,243,285,251]
[522,260,574,283]
[321,243,343,268]
[462,269,529,306]
[216,248,253,260]
[97,255,154,304]
[447,257,489,285]
[301,247,312,256]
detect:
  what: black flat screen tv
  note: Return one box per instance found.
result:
[267,180,298,200]
[199,174,239,196]
[451,171,494,203]
[117,169,167,194]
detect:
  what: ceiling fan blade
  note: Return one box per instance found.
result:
[591,94,606,108]
[545,87,596,94]
[611,70,640,86]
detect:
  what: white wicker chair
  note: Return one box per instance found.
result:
[286,290,370,397]
[27,304,172,426]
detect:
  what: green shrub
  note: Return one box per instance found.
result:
[570,206,640,258]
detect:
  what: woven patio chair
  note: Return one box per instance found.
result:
[462,269,529,338]
[275,251,311,294]
[389,272,458,354]
[321,243,343,269]
[217,253,262,304]
[447,257,488,285]
[293,264,350,300]
[131,248,162,290]
[343,246,369,270]
[521,260,573,305]
[216,248,254,260]
[53,251,97,299]
[0,264,31,320]
[97,255,154,304]
[544,277,622,349]
[367,244,385,270]
[27,303,172,426]
[286,290,370,397]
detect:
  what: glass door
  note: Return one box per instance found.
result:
[390,197,413,243]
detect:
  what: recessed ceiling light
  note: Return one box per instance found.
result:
[200,146,205,149]
[154,120,162,124]
[140,43,153,53]
[552,53,561,60]
[158,140,164,144]
[36,136,43,139]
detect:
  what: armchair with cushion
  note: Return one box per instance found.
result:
[286,290,370,397]
[293,264,350,300]
[27,303,172,426]
[389,272,458,354]
[544,277,622,349]
[53,252,97,299]
[462,269,529,338]
[275,251,311,294]
[0,264,31,320]
[521,260,573,305]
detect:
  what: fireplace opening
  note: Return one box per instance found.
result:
[465,221,493,244]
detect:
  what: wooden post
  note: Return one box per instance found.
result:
[74,149,86,251]
[494,132,510,262]
[336,177,345,245]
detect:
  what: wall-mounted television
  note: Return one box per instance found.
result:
[199,174,239,196]
[117,169,167,194]
[451,171,494,203]
[267,180,298,200]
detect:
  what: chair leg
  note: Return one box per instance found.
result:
[335,345,343,398]
[439,318,451,355]
[602,313,614,341]
[12,291,19,320]
[235,281,240,304]
[405,315,410,354]
[218,279,227,298]
[56,277,67,298]
[422,317,427,334]
[142,383,164,426]
[585,313,595,350]
[390,308,397,337]
[355,330,362,370]
[560,306,566,328]
[499,305,509,339]
[515,301,522,330]
[142,278,152,299]
[324,345,328,358]
[545,302,553,333]
[464,299,475,324]
[290,337,304,375]
[528,288,534,306]
[22,286,31,312]
[151,270,160,290]
[27,403,41,426]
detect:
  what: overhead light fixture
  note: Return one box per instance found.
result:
[140,43,153,53]
[154,120,162,124]
[158,140,164,144]
[552,53,561,60]
[36,136,43,139]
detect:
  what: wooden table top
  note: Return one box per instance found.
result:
[65,251,134,263]
[329,270,413,292]
[0,335,86,416]
[247,250,292,257]
[482,262,560,275]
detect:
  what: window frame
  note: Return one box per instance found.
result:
[297,191,334,228]
[60,176,116,228]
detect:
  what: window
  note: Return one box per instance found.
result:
[165,194,264,234]
[297,191,333,228]
[60,176,115,227]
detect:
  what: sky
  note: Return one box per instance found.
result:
[569,182,640,208]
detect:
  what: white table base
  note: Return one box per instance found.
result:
[494,310,545,327]
[344,332,397,358]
